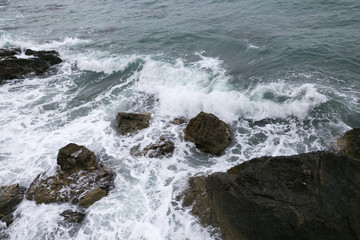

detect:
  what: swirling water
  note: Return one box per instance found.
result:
[0,0,359,239]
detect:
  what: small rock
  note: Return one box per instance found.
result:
[60,210,85,223]
[171,118,186,125]
[79,188,107,208]
[184,112,232,155]
[131,137,175,158]
[332,128,360,161]
[116,112,151,135]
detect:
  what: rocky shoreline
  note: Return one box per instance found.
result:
[0,49,359,239]
[0,48,62,83]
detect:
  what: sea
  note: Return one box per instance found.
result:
[0,0,359,239]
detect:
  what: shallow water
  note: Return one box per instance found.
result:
[1,0,359,239]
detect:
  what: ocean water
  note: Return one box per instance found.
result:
[0,0,359,239]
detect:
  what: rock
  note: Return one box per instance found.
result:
[60,210,85,223]
[180,151,360,240]
[130,137,175,158]
[332,128,360,161]
[116,112,151,135]
[184,112,232,155]
[79,188,107,208]
[0,184,26,226]
[57,143,99,172]
[0,48,62,83]
[171,118,186,125]
[26,143,115,208]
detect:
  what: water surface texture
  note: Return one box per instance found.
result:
[1,0,360,239]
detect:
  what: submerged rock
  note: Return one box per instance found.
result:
[332,128,360,161]
[130,137,175,158]
[0,184,26,226]
[180,151,360,240]
[184,112,232,155]
[26,143,115,208]
[60,210,85,223]
[171,118,186,125]
[0,48,62,83]
[116,112,151,135]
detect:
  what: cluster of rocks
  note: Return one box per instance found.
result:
[26,143,115,208]
[116,111,232,157]
[0,50,359,239]
[0,143,115,227]
[0,48,62,83]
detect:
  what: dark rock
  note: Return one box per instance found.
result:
[184,112,232,155]
[171,118,186,125]
[60,210,85,223]
[180,151,360,240]
[332,128,360,161]
[26,143,114,208]
[0,184,26,227]
[0,48,62,83]
[130,137,175,158]
[0,48,20,59]
[116,112,151,135]
[24,49,62,65]
[57,143,99,172]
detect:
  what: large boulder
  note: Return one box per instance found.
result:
[116,112,151,135]
[0,48,62,83]
[26,143,114,208]
[0,184,26,226]
[332,128,360,161]
[184,112,232,155]
[180,151,360,240]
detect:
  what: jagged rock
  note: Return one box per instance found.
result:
[171,118,186,125]
[332,128,360,161]
[26,143,114,208]
[116,112,151,135]
[180,151,360,240]
[184,112,232,155]
[130,137,175,158]
[60,210,85,223]
[57,143,99,172]
[0,48,62,83]
[0,184,26,227]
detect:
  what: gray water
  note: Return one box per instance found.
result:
[1,0,359,239]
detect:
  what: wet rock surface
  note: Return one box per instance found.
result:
[184,112,232,155]
[171,118,186,125]
[130,137,175,158]
[116,112,151,135]
[332,128,360,161]
[180,151,360,240]
[0,48,62,83]
[60,210,86,223]
[0,184,26,227]
[26,143,115,208]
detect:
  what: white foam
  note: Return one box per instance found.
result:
[134,55,328,123]
[62,51,140,74]
[8,200,76,240]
